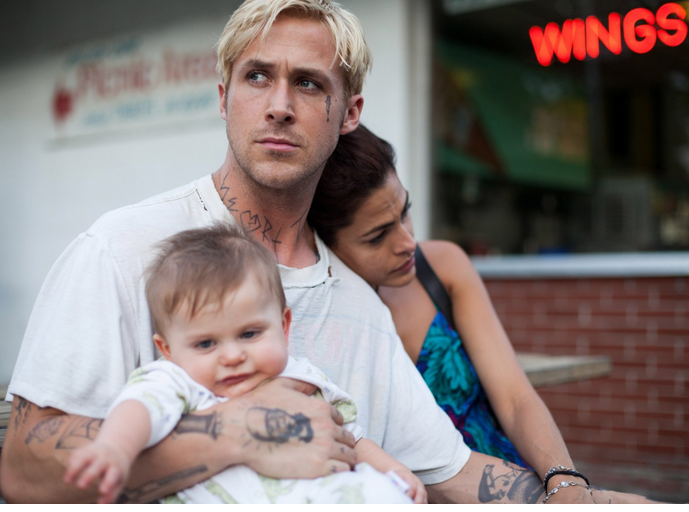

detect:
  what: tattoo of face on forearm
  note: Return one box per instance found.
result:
[174,412,222,440]
[478,460,543,503]
[246,407,313,444]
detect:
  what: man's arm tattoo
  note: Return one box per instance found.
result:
[118,465,209,503]
[13,396,32,430]
[478,460,543,504]
[55,417,104,450]
[246,407,313,444]
[24,416,66,445]
[173,412,222,440]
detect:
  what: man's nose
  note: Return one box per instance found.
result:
[266,80,295,123]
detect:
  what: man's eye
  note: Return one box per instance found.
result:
[197,340,214,349]
[297,79,319,90]
[248,71,268,83]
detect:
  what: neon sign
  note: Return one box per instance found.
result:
[530,2,687,66]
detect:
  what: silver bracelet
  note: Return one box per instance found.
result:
[541,480,592,504]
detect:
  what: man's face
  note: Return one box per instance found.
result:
[220,15,362,192]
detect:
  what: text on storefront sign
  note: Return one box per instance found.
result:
[529,2,687,66]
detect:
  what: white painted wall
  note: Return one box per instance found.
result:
[0,0,432,384]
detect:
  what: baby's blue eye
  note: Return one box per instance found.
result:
[241,331,257,340]
[197,339,214,349]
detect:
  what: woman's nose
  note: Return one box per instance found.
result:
[395,225,416,255]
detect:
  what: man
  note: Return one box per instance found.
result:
[0,0,631,504]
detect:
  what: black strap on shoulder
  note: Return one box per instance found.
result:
[414,244,456,331]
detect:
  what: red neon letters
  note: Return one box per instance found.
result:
[530,2,687,66]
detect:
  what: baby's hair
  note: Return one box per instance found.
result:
[145,222,285,335]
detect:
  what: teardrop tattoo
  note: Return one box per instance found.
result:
[325,95,331,122]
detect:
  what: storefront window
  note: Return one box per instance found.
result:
[431,0,689,254]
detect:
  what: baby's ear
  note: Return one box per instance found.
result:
[153,333,172,360]
[282,307,292,342]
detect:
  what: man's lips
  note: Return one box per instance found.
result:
[258,137,299,152]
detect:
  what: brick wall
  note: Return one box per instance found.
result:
[483,276,689,503]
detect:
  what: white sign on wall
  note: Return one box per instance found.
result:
[51,22,223,141]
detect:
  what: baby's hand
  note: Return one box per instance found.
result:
[64,442,132,504]
[387,467,428,504]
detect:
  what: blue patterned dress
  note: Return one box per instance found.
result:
[416,310,531,468]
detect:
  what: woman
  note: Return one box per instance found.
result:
[308,125,655,504]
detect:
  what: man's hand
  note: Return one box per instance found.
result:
[231,377,358,478]
[64,442,132,504]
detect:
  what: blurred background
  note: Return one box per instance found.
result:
[0,0,687,502]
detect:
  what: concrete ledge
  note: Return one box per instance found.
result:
[472,252,689,279]
[517,353,611,388]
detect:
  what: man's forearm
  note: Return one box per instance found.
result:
[0,397,237,503]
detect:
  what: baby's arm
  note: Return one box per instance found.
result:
[63,400,151,504]
[355,438,427,504]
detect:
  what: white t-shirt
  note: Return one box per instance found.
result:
[8,175,470,485]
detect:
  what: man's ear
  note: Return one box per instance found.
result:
[218,82,228,120]
[282,307,292,343]
[153,334,173,360]
[340,94,364,135]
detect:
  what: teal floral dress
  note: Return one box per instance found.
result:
[416,310,531,468]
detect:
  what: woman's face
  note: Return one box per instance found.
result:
[331,171,417,288]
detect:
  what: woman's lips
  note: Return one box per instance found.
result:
[394,256,415,274]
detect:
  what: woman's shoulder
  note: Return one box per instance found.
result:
[418,240,479,290]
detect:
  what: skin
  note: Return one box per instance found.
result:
[330,169,656,504]
[63,274,426,503]
[0,14,362,504]
[213,15,363,268]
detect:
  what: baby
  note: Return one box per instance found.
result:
[63,222,426,504]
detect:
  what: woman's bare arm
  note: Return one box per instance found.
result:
[420,240,592,504]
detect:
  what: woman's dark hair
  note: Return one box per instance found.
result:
[308,124,397,247]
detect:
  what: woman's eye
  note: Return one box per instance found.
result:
[368,232,386,245]
[402,200,412,220]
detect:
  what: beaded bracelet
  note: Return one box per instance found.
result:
[541,481,592,504]
[543,465,590,493]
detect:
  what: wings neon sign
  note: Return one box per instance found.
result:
[529,2,687,66]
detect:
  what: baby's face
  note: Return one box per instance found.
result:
[156,272,289,398]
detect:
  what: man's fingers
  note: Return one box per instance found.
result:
[330,440,358,467]
[324,460,352,475]
[329,403,345,426]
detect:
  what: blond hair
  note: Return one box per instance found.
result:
[216,0,372,99]
[145,223,286,336]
